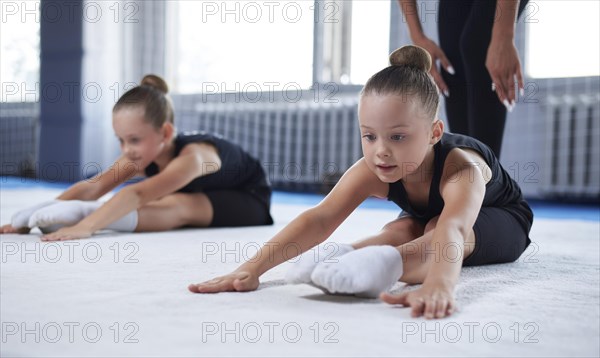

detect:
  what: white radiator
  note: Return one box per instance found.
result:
[541,94,600,199]
[175,100,362,191]
[175,92,600,200]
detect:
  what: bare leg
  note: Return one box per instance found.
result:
[351,216,425,249]
[398,216,476,284]
[135,193,214,232]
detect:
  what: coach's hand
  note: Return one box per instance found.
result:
[486,37,523,112]
[412,35,454,98]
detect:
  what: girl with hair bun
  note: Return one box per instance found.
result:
[190,46,533,320]
[1,74,274,239]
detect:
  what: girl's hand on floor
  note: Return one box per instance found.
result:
[380,282,456,319]
[189,270,259,294]
[0,224,30,234]
[41,225,92,241]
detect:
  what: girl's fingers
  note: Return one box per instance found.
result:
[232,277,256,292]
[447,300,456,316]
[0,225,28,234]
[386,291,455,319]
[188,281,216,293]
[189,272,256,294]
[380,292,408,306]
[42,234,66,241]
[410,297,426,318]
[232,272,259,292]
[189,279,230,294]
[424,297,437,319]
[435,299,448,318]
[189,283,211,293]
[1,226,13,234]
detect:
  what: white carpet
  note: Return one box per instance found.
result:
[1,188,599,357]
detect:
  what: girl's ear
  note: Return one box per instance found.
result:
[430,119,444,144]
[161,122,174,141]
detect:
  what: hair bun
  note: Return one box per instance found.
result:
[389,45,432,72]
[141,74,169,94]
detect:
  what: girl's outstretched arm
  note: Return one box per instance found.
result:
[56,155,141,201]
[382,149,488,318]
[189,158,388,294]
[40,143,220,241]
[0,155,138,234]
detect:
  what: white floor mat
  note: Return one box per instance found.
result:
[1,188,599,357]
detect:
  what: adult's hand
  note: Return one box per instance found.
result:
[413,35,455,97]
[486,37,524,112]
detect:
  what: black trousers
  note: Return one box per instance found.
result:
[437,0,530,157]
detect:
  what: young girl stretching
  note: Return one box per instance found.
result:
[189,46,533,320]
[1,75,273,240]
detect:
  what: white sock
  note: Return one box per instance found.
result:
[285,242,354,284]
[310,245,404,298]
[28,200,138,233]
[11,200,60,229]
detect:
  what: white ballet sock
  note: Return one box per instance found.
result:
[285,242,354,284]
[11,200,60,229]
[28,200,138,234]
[310,245,404,298]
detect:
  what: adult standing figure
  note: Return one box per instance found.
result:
[398,0,530,157]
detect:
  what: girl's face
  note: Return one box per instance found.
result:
[112,106,167,170]
[358,94,440,183]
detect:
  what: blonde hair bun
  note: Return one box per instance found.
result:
[389,45,432,72]
[141,74,169,94]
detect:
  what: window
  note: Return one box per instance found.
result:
[349,0,390,84]
[526,1,600,78]
[172,1,314,94]
[1,1,40,102]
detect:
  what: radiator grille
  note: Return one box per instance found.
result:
[174,100,362,192]
[0,102,39,177]
[542,94,600,199]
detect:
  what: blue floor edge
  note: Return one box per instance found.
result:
[1,176,598,222]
